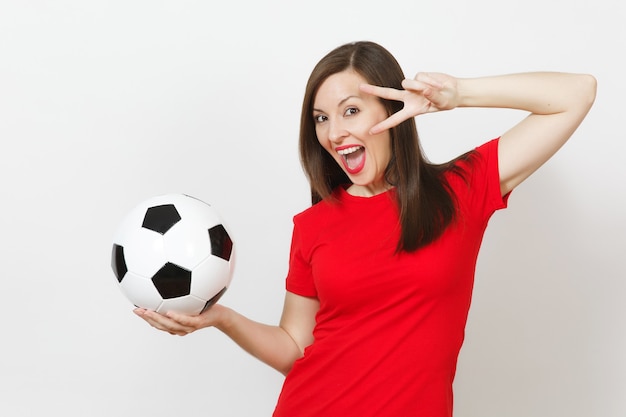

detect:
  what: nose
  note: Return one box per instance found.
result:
[328,119,348,143]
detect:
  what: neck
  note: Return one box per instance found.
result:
[346,181,393,197]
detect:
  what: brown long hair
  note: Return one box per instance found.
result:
[299,41,470,252]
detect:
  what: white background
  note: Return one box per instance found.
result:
[1,1,623,416]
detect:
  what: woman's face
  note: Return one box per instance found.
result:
[313,70,392,197]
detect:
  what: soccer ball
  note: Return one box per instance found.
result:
[111,193,235,315]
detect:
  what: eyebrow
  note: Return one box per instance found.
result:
[313,95,360,113]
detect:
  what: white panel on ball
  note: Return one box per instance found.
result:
[119,271,164,311]
[122,228,167,278]
[157,295,209,315]
[164,220,213,269]
[190,255,232,299]
[174,194,222,226]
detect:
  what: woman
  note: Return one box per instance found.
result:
[135,41,596,416]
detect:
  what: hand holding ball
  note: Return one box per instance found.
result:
[111,194,235,315]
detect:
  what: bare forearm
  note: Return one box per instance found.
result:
[456,72,597,115]
[455,72,596,195]
[136,294,316,375]
[215,306,303,375]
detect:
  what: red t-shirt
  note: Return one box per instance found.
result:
[274,139,508,417]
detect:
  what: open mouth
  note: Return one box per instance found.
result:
[337,145,365,174]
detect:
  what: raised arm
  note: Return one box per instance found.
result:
[455,72,597,195]
[135,291,318,375]
[360,71,597,195]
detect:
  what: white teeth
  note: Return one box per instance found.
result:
[337,146,362,156]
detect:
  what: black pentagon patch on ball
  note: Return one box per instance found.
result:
[111,244,127,283]
[152,262,192,299]
[142,204,181,234]
[209,224,233,261]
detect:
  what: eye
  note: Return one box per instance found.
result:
[313,114,327,123]
[344,107,359,117]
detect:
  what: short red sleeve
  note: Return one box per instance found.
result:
[285,214,317,297]
[451,137,509,222]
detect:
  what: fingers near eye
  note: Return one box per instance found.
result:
[370,110,411,134]
[359,83,403,101]
[401,78,430,92]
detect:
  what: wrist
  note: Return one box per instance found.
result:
[455,77,476,108]
[211,304,234,331]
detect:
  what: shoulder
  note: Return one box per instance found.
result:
[289,188,343,258]
[293,187,344,228]
[443,137,500,189]
[450,137,499,173]
[445,137,508,216]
